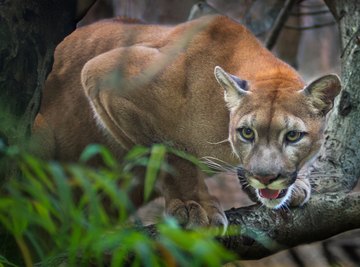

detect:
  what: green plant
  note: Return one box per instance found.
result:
[0,144,235,267]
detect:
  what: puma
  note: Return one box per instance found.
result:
[33,15,341,231]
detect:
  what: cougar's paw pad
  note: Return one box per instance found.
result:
[166,198,189,225]
[185,200,209,228]
[165,198,228,235]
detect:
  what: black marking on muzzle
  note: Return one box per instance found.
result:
[237,166,258,202]
[237,167,246,179]
[237,167,248,187]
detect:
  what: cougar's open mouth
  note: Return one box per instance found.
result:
[256,186,294,209]
[237,167,295,208]
[258,188,288,199]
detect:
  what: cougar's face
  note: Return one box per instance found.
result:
[229,95,324,208]
[214,66,341,209]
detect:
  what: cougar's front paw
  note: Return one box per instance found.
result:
[165,198,228,234]
[289,178,311,207]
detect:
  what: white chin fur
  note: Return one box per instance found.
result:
[256,184,295,209]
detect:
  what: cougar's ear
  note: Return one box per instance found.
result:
[214,66,249,110]
[300,74,341,116]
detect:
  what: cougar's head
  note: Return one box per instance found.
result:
[214,66,341,208]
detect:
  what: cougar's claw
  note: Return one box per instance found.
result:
[166,198,228,235]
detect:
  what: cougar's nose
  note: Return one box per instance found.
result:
[253,174,279,185]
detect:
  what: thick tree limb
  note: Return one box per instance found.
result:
[145,192,360,260]
[221,192,360,259]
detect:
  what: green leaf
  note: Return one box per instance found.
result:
[167,147,212,173]
[144,144,167,201]
[32,201,56,233]
[47,163,72,219]
[79,144,116,168]
[0,144,237,266]
[22,154,53,191]
[124,145,150,161]
[0,255,18,267]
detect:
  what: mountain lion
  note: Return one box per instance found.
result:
[33,15,341,231]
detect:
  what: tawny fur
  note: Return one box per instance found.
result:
[33,15,341,230]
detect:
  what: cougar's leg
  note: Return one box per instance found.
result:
[160,155,228,232]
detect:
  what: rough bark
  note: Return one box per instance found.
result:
[0,0,76,147]
[0,0,79,188]
[143,192,360,260]
[309,0,360,193]
[0,0,93,264]
[222,192,360,259]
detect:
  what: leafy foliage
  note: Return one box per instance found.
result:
[0,144,234,267]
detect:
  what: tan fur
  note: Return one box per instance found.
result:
[33,15,341,230]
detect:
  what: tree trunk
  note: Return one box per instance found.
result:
[311,0,360,193]
[0,0,85,264]
[0,0,77,145]
[0,0,79,186]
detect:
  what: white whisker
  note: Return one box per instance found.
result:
[201,156,237,174]
[206,139,229,145]
[202,161,233,173]
[201,156,236,169]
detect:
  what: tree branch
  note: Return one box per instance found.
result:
[284,21,336,30]
[289,10,330,16]
[265,0,297,50]
[145,192,360,260]
[223,192,360,259]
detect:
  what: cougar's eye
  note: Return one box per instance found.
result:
[238,127,255,142]
[285,131,305,143]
